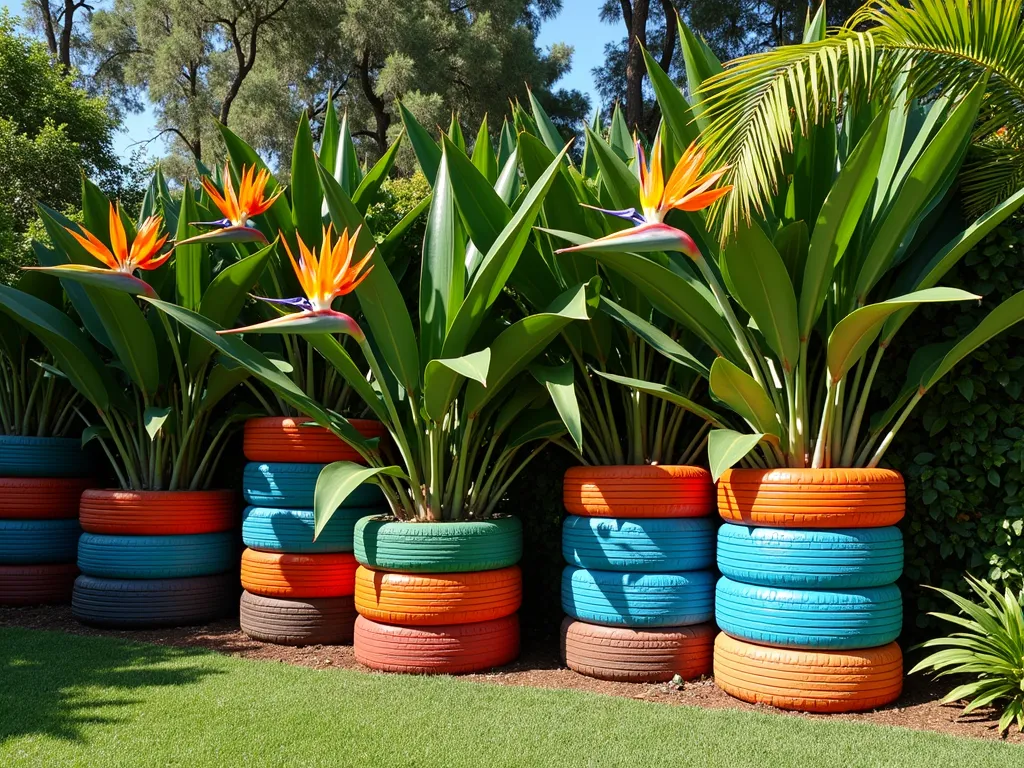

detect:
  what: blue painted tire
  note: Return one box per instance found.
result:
[0,435,91,478]
[715,576,902,650]
[242,506,369,553]
[77,532,236,579]
[242,462,385,509]
[0,519,80,564]
[562,516,715,572]
[717,524,903,589]
[561,566,715,628]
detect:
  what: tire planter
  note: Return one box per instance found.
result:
[717,524,903,589]
[239,590,357,645]
[563,515,716,572]
[0,563,78,605]
[354,516,522,573]
[242,462,385,509]
[714,633,903,713]
[72,573,237,629]
[562,566,715,628]
[0,477,92,519]
[563,465,714,518]
[354,614,519,674]
[242,506,370,553]
[243,417,387,463]
[240,549,358,598]
[0,518,81,564]
[354,565,522,625]
[560,617,715,682]
[0,435,92,477]
[77,532,236,579]
[79,489,235,535]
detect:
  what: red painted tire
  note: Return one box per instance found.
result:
[717,469,905,529]
[354,614,520,674]
[0,563,78,605]
[0,478,92,519]
[240,549,357,598]
[79,490,236,535]
[563,466,714,518]
[561,618,714,682]
[243,417,386,463]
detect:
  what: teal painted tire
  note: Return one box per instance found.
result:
[562,516,716,572]
[0,435,91,477]
[242,506,370,553]
[77,532,236,579]
[0,519,80,564]
[242,463,386,509]
[354,517,522,573]
[561,566,715,628]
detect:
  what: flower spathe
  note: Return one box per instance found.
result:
[219,224,373,338]
[180,163,283,245]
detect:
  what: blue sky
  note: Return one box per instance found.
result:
[3,0,618,160]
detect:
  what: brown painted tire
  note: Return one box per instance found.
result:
[0,563,78,605]
[717,469,905,529]
[243,417,386,463]
[563,466,714,518]
[79,489,236,535]
[354,565,521,626]
[713,633,903,713]
[239,590,356,645]
[240,548,357,598]
[560,618,714,682]
[0,478,92,519]
[354,614,519,674]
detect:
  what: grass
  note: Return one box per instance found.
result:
[0,627,1016,767]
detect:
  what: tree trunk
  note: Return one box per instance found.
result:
[623,0,650,133]
[357,47,390,153]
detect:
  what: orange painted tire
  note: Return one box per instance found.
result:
[354,614,519,674]
[240,548,357,598]
[79,490,236,535]
[243,417,386,463]
[563,466,714,518]
[713,633,903,713]
[354,565,521,626]
[0,563,78,605]
[0,478,92,519]
[717,469,905,529]
[561,618,714,682]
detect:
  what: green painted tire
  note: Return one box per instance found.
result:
[353,516,522,573]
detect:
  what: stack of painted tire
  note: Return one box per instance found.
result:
[353,516,523,674]
[239,417,387,646]
[559,466,717,682]
[73,490,237,627]
[713,468,905,713]
[0,436,91,605]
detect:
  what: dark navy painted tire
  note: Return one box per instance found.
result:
[715,576,902,650]
[242,463,385,509]
[0,435,92,477]
[717,524,903,589]
[0,519,80,564]
[72,573,238,628]
[76,532,236,579]
[562,516,715,572]
[561,566,715,628]
[242,506,368,553]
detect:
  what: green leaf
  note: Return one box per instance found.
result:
[334,111,361,194]
[585,125,639,210]
[709,357,781,437]
[470,116,498,184]
[313,462,408,538]
[81,175,113,244]
[595,371,727,427]
[318,96,340,174]
[399,102,442,184]
[422,349,491,422]
[506,406,567,450]
[217,124,294,241]
[81,424,110,447]
[498,118,516,169]
[86,285,161,397]
[678,14,722,131]
[527,88,565,156]
[531,362,582,451]
[608,102,634,164]
[290,112,324,245]
[708,429,765,481]
[143,406,173,440]
[200,360,251,413]
[598,296,710,377]
[643,46,699,149]
[353,131,404,214]
[420,149,464,361]
[174,181,207,312]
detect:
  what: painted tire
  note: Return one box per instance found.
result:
[241,462,386,509]
[239,590,357,645]
[79,489,236,535]
[76,532,236,579]
[717,469,905,529]
[354,614,519,674]
[243,417,386,463]
[0,519,80,564]
[242,506,371,553]
[563,465,714,518]
[560,618,715,682]
[0,435,91,477]
[561,566,715,628]
[0,563,78,605]
[717,524,903,589]
[354,517,522,573]
[715,577,902,650]
[562,516,716,572]
[354,565,521,626]
[240,548,357,598]
[0,477,91,519]
[72,573,237,629]
[714,633,903,713]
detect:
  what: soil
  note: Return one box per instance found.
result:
[2,603,1019,746]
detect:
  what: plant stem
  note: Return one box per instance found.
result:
[840,344,886,467]
[868,390,924,468]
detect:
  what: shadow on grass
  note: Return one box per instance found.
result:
[0,627,223,744]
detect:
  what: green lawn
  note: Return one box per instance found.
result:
[0,627,1015,767]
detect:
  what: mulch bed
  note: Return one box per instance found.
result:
[2,603,1019,745]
